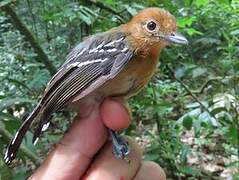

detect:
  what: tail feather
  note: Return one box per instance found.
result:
[32,111,52,145]
[4,104,41,164]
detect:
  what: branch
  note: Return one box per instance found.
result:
[1,5,57,76]
[192,77,222,94]
[0,122,42,166]
[165,65,216,118]
[192,75,239,94]
[87,0,126,23]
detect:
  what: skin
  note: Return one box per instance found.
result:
[29,99,166,180]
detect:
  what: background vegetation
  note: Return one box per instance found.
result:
[0,0,238,179]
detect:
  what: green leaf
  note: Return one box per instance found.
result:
[178,17,196,28]
[182,116,193,130]
[144,153,160,161]
[230,29,239,36]
[186,28,203,36]
[210,106,227,117]
[183,0,193,6]
[218,0,231,4]
[194,0,208,7]
[180,145,190,164]
[178,165,202,176]
[100,0,114,5]
[28,69,50,90]
[78,11,92,25]
[226,125,239,145]
[0,155,13,180]
[186,102,201,109]
[42,11,55,22]
[14,167,29,180]
[4,119,21,134]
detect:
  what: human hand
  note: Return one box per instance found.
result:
[29,99,166,180]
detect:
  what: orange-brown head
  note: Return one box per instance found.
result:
[124,7,188,54]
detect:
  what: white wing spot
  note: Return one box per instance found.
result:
[10,153,14,158]
[76,58,109,68]
[5,157,9,163]
[121,47,128,53]
[107,48,117,52]
[68,62,81,68]
[77,48,86,57]
[42,122,50,132]
[104,37,124,47]
[104,41,114,47]
[115,37,124,42]
[89,48,98,54]
[67,57,109,69]
[96,43,104,49]
[89,43,104,54]
[33,137,39,146]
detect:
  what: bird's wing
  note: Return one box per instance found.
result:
[40,31,134,116]
[33,31,134,142]
[4,31,135,163]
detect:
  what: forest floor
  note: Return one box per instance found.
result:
[181,129,238,180]
[135,124,238,180]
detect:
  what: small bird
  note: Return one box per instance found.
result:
[4,7,188,164]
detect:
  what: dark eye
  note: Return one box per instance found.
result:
[147,21,157,31]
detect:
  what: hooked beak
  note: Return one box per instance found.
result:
[164,32,188,45]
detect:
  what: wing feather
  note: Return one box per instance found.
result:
[32,31,134,142]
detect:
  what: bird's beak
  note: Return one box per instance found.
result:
[164,33,188,45]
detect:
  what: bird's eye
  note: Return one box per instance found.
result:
[146,21,157,31]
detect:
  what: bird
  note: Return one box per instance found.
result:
[4,7,188,164]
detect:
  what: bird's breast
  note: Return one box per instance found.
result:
[98,56,158,99]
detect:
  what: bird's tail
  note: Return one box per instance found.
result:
[4,104,41,164]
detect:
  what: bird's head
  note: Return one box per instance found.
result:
[126,8,188,50]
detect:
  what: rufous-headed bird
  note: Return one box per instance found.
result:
[4,7,188,164]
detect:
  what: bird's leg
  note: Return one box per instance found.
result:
[108,129,130,160]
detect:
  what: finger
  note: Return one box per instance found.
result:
[82,137,142,180]
[101,98,130,131]
[30,107,107,180]
[30,99,131,180]
[134,161,166,180]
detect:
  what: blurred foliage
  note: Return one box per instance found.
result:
[0,0,238,179]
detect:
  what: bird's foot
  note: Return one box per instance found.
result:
[109,129,130,161]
